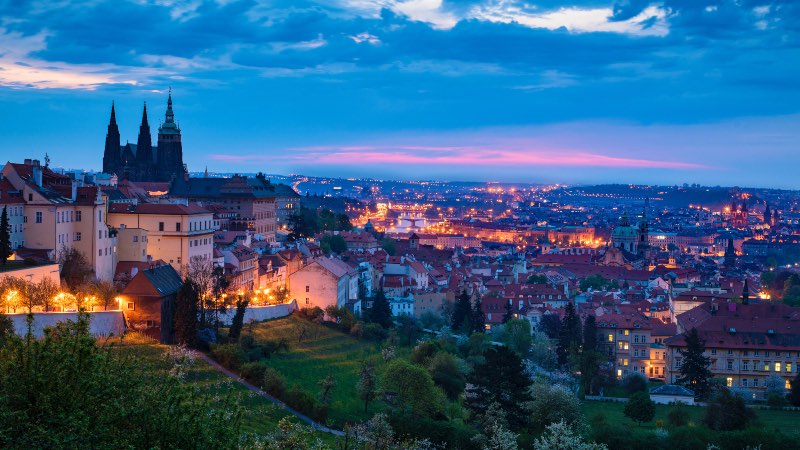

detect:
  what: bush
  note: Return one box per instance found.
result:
[767,393,787,409]
[239,361,269,385]
[263,367,287,397]
[285,385,318,417]
[361,323,388,341]
[410,341,440,365]
[666,405,688,427]
[703,389,756,431]
[527,383,584,432]
[624,391,655,425]
[349,321,363,337]
[210,343,247,371]
[621,372,648,394]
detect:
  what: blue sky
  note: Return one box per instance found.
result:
[0,0,798,187]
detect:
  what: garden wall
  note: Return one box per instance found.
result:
[7,311,126,338]
[217,301,297,325]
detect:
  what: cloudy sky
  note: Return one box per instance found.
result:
[0,0,798,186]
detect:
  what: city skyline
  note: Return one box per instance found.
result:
[1,1,799,187]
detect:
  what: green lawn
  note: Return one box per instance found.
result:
[110,343,304,436]
[245,316,395,427]
[582,400,800,437]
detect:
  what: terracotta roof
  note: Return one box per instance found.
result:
[108,202,211,215]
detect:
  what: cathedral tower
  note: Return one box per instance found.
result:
[136,102,153,180]
[156,91,185,181]
[102,102,121,174]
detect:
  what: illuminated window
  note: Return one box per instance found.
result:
[726,377,733,387]
[787,379,792,390]
[775,362,782,372]
[623,358,629,366]
[624,330,630,336]
[608,334,614,342]
[617,369,622,378]
[788,363,793,372]
[764,362,771,371]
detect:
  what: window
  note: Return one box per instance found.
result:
[75,232,81,241]
[755,351,760,356]
[127,302,134,310]
[133,236,138,242]
[608,334,614,342]
[305,298,309,305]
[159,222,164,231]
[305,286,310,293]
[728,349,733,356]
[624,330,630,336]
[76,211,81,222]
[742,379,748,387]
[743,361,749,371]
[727,360,733,370]
[787,363,793,373]
[775,362,782,372]
[98,210,102,222]
[776,352,782,357]
[35,212,42,223]
[764,362,770,371]
[623,358,628,366]
[711,349,717,355]
[176,222,181,232]
[787,379,793,390]
[726,377,733,387]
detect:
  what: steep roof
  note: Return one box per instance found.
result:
[108,202,210,216]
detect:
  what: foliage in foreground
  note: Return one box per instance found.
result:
[0,313,241,449]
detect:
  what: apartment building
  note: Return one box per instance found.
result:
[596,312,652,379]
[107,202,213,273]
[2,160,115,280]
[665,302,800,399]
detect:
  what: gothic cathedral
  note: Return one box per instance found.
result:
[102,92,186,182]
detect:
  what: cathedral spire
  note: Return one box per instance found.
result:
[141,101,149,127]
[109,101,117,126]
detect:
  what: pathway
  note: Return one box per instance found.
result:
[198,353,346,436]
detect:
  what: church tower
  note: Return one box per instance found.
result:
[156,91,185,181]
[136,102,153,180]
[102,102,121,175]
[638,198,650,255]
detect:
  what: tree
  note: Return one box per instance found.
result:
[580,274,611,292]
[472,296,485,333]
[29,278,59,312]
[382,359,445,418]
[428,351,466,400]
[533,420,608,450]
[502,300,514,324]
[557,302,581,369]
[318,373,337,405]
[0,314,241,448]
[228,296,249,341]
[624,391,655,425]
[174,279,199,347]
[703,388,755,431]
[319,234,347,254]
[503,319,532,357]
[527,383,584,432]
[466,346,532,431]
[529,331,558,371]
[396,314,419,345]
[451,290,473,333]
[580,315,601,395]
[58,247,92,290]
[621,372,648,394]
[368,289,393,329]
[0,207,11,266]
[85,279,117,311]
[539,313,562,339]
[526,274,548,284]
[472,403,519,450]
[380,238,397,256]
[676,328,713,400]
[789,372,800,407]
[357,361,379,413]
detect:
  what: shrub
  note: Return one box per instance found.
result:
[767,393,787,409]
[210,343,246,371]
[262,367,287,397]
[624,391,655,425]
[703,389,756,431]
[361,323,388,341]
[621,372,648,394]
[239,361,268,385]
[527,383,584,432]
[285,385,319,419]
[410,341,440,365]
[349,321,363,337]
[666,405,688,427]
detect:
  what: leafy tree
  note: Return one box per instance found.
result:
[228,296,249,341]
[428,351,466,400]
[472,296,485,333]
[502,300,514,323]
[703,388,756,431]
[472,403,519,450]
[676,328,713,400]
[451,290,473,333]
[527,383,584,432]
[380,238,397,256]
[30,278,59,312]
[533,420,608,450]
[382,359,446,418]
[0,313,13,347]
[368,289,393,329]
[624,391,655,425]
[174,279,200,347]
[580,315,601,395]
[0,207,11,266]
[621,372,648,395]
[319,234,347,254]
[86,279,118,311]
[0,314,241,448]
[58,247,92,290]
[580,274,611,292]
[557,302,582,368]
[503,319,532,357]
[357,361,379,413]
[396,314,419,345]
[318,373,337,405]
[286,206,319,241]
[530,331,558,371]
[789,372,800,407]
[539,313,562,339]
[526,274,548,284]
[466,346,532,431]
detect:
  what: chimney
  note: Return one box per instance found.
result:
[32,166,43,188]
[71,180,78,202]
[24,158,32,165]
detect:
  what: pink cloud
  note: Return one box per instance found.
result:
[209,144,706,170]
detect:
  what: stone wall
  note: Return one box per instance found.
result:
[217,301,297,326]
[7,311,126,338]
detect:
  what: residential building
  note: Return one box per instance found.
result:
[289,257,357,311]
